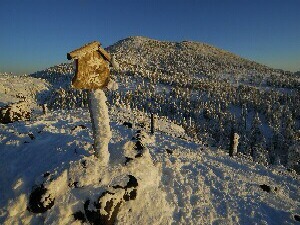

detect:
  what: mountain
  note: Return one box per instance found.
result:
[28,36,299,168]
[0,36,299,224]
[106,36,287,76]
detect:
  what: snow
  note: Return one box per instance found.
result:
[0,108,299,224]
[0,74,49,107]
[88,89,111,165]
[0,42,299,224]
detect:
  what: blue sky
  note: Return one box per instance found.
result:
[0,0,299,74]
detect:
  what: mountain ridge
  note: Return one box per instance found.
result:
[106,36,289,76]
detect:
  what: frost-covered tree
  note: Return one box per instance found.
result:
[249,113,268,164]
[287,144,300,174]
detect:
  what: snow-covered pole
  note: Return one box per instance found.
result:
[67,41,116,166]
[229,131,240,157]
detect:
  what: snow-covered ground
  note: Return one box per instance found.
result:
[1,108,299,224]
[0,40,299,224]
[0,74,49,107]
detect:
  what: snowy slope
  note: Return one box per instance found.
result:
[27,37,300,170]
[0,109,299,224]
[0,36,299,224]
[0,74,49,107]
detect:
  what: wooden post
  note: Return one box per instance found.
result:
[42,104,48,115]
[229,131,240,157]
[151,113,155,134]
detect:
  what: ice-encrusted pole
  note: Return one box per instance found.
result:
[88,89,111,163]
[229,132,240,157]
[67,41,117,166]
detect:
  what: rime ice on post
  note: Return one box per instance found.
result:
[67,41,115,165]
[229,132,240,157]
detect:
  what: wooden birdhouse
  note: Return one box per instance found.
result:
[67,41,111,89]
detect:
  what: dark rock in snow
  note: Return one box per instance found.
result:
[0,102,31,124]
[260,184,271,193]
[71,124,87,131]
[123,122,133,129]
[112,184,124,189]
[294,214,300,222]
[203,109,211,121]
[166,149,173,155]
[136,122,145,128]
[84,191,122,225]
[81,160,87,168]
[125,157,133,165]
[72,182,79,188]
[112,175,138,189]
[27,185,54,213]
[43,172,50,178]
[135,130,142,140]
[73,211,86,223]
[127,175,138,188]
[28,133,35,140]
[135,152,143,158]
[135,140,144,151]
[84,176,138,225]
[123,188,137,201]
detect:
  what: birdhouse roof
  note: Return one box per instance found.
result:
[67,41,111,62]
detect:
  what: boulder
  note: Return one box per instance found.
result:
[294,214,300,222]
[0,101,31,124]
[260,184,278,193]
[84,175,138,225]
[27,185,55,213]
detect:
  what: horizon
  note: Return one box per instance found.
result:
[1,0,299,74]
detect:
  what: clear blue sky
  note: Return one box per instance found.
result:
[0,0,299,74]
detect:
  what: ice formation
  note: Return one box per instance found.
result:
[88,89,112,165]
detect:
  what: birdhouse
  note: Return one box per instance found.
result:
[67,41,111,89]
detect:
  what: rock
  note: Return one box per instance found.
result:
[259,184,277,193]
[203,109,211,120]
[166,149,173,155]
[123,122,132,129]
[81,160,87,168]
[28,133,35,140]
[84,192,122,225]
[126,175,138,188]
[84,175,138,225]
[136,122,145,128]
[0,101,31,124]
[135,152,143,158]
[135,130,142,140]
[294,214,300,222]
[73,211,86,223]
[71,124,87,131]
[27,185,55,213]
[123,189,137,201]
[134,140,144,151]
[125,157,133,165]
[43,172,50,178]
[260,184,271,193]
[68,182,79,188]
